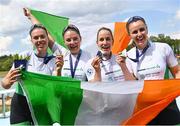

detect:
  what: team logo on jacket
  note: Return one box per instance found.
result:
[87,68,93,76]
[108,76,114,81]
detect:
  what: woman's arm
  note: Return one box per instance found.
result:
[23,8,55,49]
[169,65,180,79]
[23,8,39,24]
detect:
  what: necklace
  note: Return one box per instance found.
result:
[128,42,150,62]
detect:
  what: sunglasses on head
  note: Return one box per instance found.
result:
[127,16,146,25]
[62,24,80,36]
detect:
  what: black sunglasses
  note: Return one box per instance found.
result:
[29,24,47,35]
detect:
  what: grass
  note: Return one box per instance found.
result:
[0,71,8,78]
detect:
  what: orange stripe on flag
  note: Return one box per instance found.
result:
[112,22,131,54]
[123,79,180,125]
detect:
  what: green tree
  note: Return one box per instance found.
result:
[150,34,180,55]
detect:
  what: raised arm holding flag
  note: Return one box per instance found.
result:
[24,8,91,81]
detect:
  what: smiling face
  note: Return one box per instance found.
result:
[64,30,81,55]
[30,28,48,56]
[128,20,148,50]
[97,29,113,55]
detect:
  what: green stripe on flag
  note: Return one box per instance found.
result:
[20,70,83,125]
[30,9,69,48]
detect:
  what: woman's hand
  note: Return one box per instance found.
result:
[116,55,126,66]
[55,55,64,76]
[91,56,101,72]
[23,8,31,18]
[90,56,102,82]
[1,68,21,89]
[116,55,135,80]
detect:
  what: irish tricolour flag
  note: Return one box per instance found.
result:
[19,70,180,125]
[29,9,131,55]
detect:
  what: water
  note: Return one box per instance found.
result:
[0,117,10,126]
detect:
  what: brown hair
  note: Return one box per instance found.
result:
[29,24,48,36]
[96,27,114,42]
[126,16,147,34]
[62,24,81,40]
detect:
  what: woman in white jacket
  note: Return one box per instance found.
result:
[125,16,180,125]
[1,24,56,125]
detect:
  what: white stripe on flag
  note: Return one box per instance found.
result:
[81,80,144,94]
[76,81,144,125]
